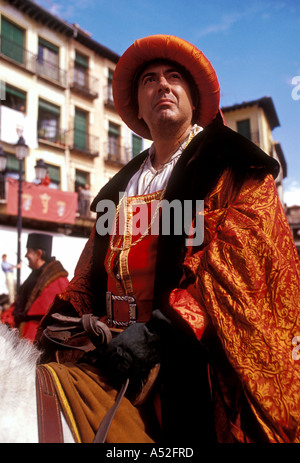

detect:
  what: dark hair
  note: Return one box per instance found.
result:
[31,248,52,263]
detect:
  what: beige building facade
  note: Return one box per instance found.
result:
[0,0,149,219]
[0,0,151,287]
[221,97,287,204]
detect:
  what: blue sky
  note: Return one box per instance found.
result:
[36,0,300,205]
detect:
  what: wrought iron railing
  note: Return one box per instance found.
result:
[70,69,99,98]
[36,57,67,87]
[69,129,99,157]
[0,35,36,73]
[38,123,67,146]
[103,85,115,107]
[103,140,130,165]
[0,35,67,86]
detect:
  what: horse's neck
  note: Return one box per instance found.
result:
[0,328,39,443]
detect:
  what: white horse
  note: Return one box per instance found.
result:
[0,324,74,443]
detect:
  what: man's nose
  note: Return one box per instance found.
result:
[158,76,170,93]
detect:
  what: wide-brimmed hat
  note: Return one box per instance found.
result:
[113,34,220,140]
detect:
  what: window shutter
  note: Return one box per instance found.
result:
[39,99,60,115]
[74,109,87,149]
[132,134,142,158]
[237,119,251,140]
[1,17,24,64]
[75,51,88,68]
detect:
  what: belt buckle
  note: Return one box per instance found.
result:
[106,291,113,320]
[106,291,137,326]
[127,297,137,324]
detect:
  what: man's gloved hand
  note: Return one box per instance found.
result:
[100,310,171,385]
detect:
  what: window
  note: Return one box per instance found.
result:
[132,134,143,158]
[237,119,251,140]
[107,68,114,103]
[108,122,120,159]
[75,169,89,192]
[5,152,23,179]
[74,51,89,87]
[74,108,88,150]
[0,152,23,200]
[44,163,60,189]
[37,37,59,81]
[1,17,25,64]
[38,99,60,143]
[2,84,26,112]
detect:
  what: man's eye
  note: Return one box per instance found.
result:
[170,72,181,79]
[143,76,155,84]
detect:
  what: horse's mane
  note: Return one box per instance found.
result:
[0,324,41,371]
[0,324,74,443]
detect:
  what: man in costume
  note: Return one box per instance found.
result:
[37,35,300,443]
[1,233,69,342]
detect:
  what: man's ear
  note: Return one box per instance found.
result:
[36,248,43,260]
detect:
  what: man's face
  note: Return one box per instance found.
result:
[137,62,195,135]
[25,247,41,270]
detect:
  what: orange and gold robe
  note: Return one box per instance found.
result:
[170,171,300,442]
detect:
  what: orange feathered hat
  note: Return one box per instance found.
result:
[113,34,220,140]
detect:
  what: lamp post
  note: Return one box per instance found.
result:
[34,158,47,183]
[0,147,7,200]
[15,135,28,290]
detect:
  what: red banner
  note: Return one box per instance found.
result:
[7,178,78,224]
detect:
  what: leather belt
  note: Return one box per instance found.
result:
[36,365,64,443]
[93,378,130,443]
[106,291,137,327]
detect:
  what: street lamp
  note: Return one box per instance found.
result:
[15,135,28,290]
[34,158,47,182]
[0,147,7,201]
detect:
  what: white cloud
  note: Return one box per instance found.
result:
[35,0,95,21]
[196,3,285,38]
[197,12,243,37]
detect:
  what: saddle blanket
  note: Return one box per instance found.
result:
[43,362,155,443]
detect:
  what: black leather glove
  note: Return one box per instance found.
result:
[100,310,171,385]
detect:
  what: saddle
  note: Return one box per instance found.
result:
[42,312,113,359]
[38,313,160,443]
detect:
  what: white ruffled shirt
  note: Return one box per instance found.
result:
[125,125,202,197]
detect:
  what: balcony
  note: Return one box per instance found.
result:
[70,69,99,99]
[69,129,99,157]
[103,140,130,167]
[0,35,67,87]
[103,85,116,110]
[38,124,67,149]
[36,58,67,87]
[0,35,36,73]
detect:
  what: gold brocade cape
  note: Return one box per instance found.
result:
[172,172,300,442]
[37,116,300,442]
